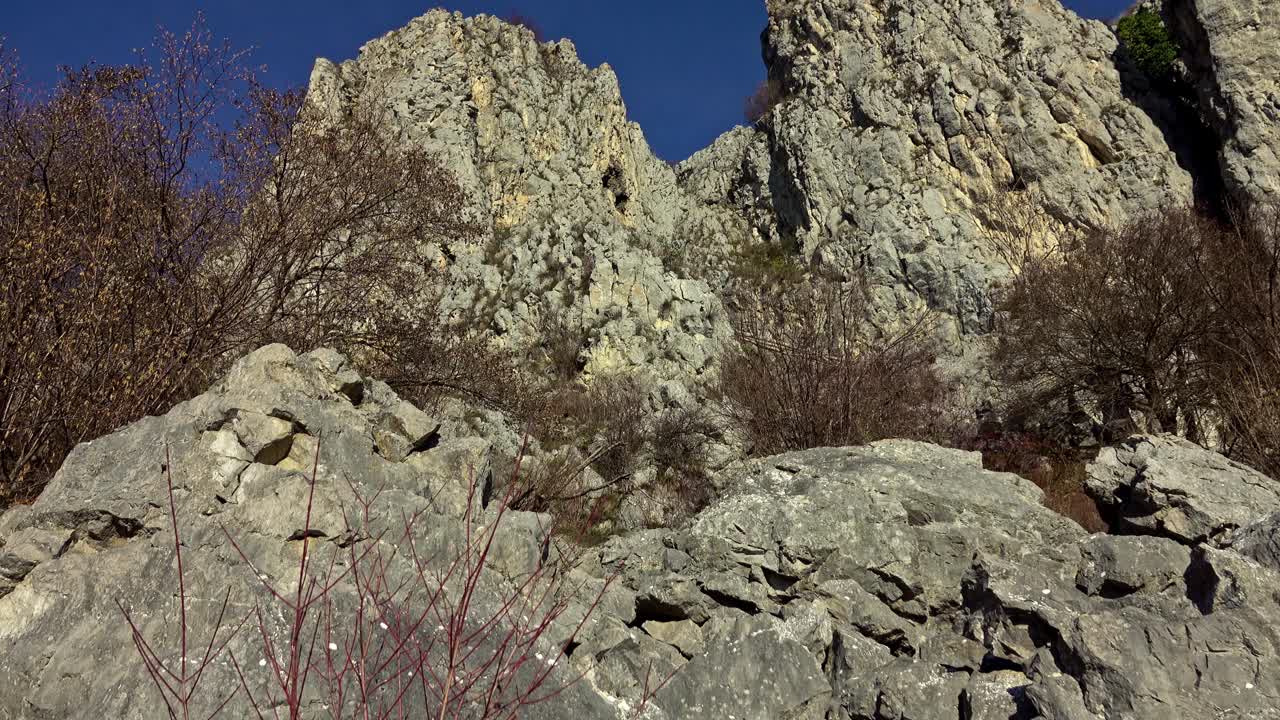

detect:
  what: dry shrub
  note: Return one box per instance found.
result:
[510,374,717,531]
[512,375,649,514]
[717,276,957,456]
[729,239,805,288]
[988,197,1280,478]
[0,22,493,505]
[991,206,1221,443]
[214,89,478,349]
[648,405,718,514]
[533,304,592,384]
[743,78,784,125]
[1198,203,1280,476]
[969,432,1107,532]
[0,31,247,502]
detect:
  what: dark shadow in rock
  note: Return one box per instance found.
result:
[1183,547,1219,615]
[762,566,800,593]
[632,594,693,626]
[980,653,1024,673]
[1112,48,1227,217]
[407,430,441,456]
[1009,683,1037,720]
[700,586,763,615]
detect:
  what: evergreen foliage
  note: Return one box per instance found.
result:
[1117,8,1180,77]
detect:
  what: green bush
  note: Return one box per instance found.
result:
[729,241,805,287]
[1117,8,1180,77]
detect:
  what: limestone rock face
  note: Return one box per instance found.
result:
[305,0,1216,380]
[1086,434,1280,544]
[1168,0,1280,206]
[683,0,1194,334]
[307,10,735,384]
[584,441,1280,720]
[0,346,615,719]
[4,352,1280,719]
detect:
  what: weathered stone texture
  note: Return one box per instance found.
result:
[684,0,1194,336]
[1168,0,1280,206]
[307,10,734,385]
[5,354,1280,719]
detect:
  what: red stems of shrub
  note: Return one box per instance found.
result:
[122,433,622,719]
[116,445,247,720]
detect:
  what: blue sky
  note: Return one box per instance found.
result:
[3,1,1131,161]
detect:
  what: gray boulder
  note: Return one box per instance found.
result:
[1168,0,1280,206]
[652,613,830,720]
[581,441,1280,719]
[5,352,1280,719]
[0,345,620,720]
[1086,434,1280,544]
[682,0,1193,337]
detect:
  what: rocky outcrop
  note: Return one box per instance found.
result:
[682,0,1194,335]
[1167,0,1280,206]
[1086,434,1280,544]
[6,2,1280,717]
[0,346,616,719]
[306,10,737,385]
[6,354,1280,719]
[304,0,1219,382]
[588,442,1280,719]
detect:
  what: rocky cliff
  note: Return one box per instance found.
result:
[1167,0,1280,206]
[304,0,1276,382]
[4,2,1277,717]
[686,0,1193,334]
[305,11,739,385]
[2,347,1279,719]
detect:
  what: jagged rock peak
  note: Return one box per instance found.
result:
[687,0,1194,335]
[306,9,736,385]
[306,9,675,233]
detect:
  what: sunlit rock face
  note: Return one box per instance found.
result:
[686,0,1193,340]
[307,10,737,388]
[1167,0,1280,207]
[305,1,1207,387]
[4,347,1279,718]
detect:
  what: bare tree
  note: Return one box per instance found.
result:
[0,20,487,505]
[717,275,955,456]
[1197,203,1280,474]
[990,206,1222,442]
[0,26,246,501]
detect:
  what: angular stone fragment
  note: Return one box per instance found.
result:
[1087,435,1280,544]
[641,618,704,658]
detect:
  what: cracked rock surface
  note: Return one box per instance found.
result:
[1168,0,1280,206]
[681,0,1193,337]
[0,345,611,719]
[302,0,1218,385]
[1087,434,1280,545]
[306,10,736,386]
[3,350,1280,718]
[583,442,1280,719]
